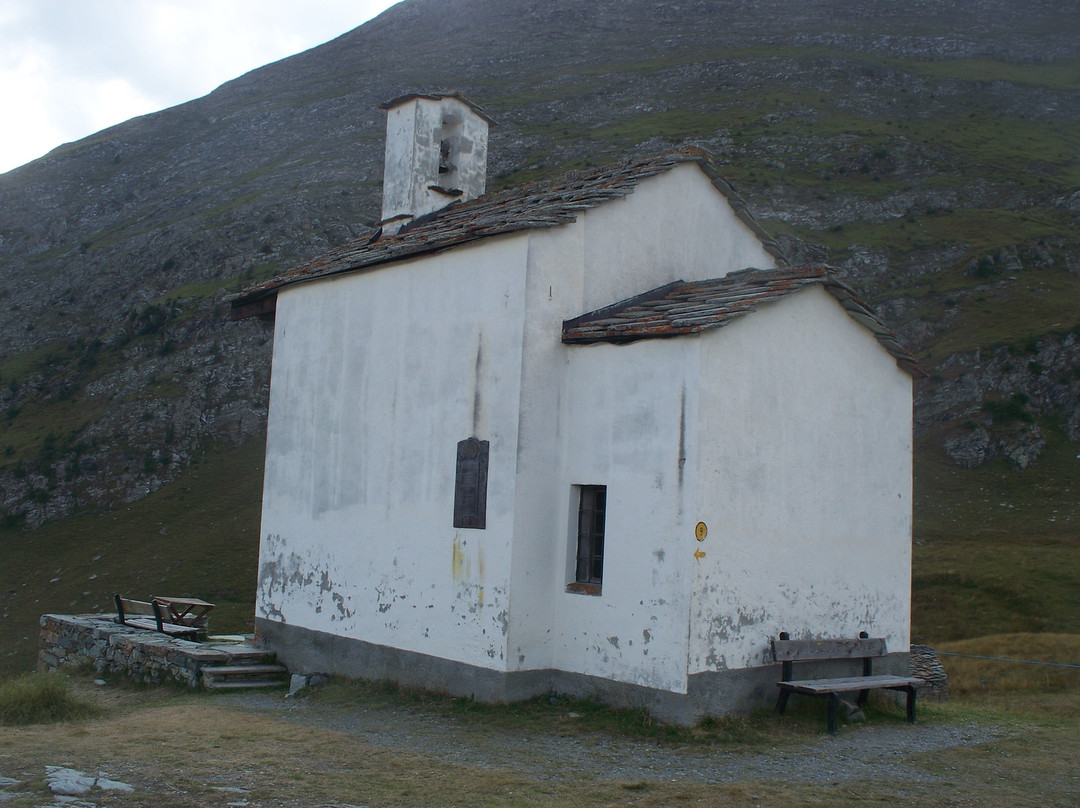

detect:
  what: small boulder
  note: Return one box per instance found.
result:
[944,427,994,469]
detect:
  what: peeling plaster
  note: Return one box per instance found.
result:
[258,533,361,624]
[331,592,353,620]
[701,607,766,670]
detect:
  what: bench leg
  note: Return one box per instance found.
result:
[827,693,839,735]
[905,685,917,724]
[776,688,791,715]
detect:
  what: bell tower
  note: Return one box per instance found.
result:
[379,92,494,234]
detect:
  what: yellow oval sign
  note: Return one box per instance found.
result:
[695,522,708,541]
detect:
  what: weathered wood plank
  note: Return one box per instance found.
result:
[772,632,920,733]
[777,674,922,695]
[771,637,887,662]
[121,616,160,632]
[115,593,201,639]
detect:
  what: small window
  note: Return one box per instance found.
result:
[453,437,488,529]
[571,485,606,593]
[439,138,455,175]
[438,113,462,179]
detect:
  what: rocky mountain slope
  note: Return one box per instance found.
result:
[0,0,1077,529]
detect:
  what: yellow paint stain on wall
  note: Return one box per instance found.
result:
[451,533,466,581]
[451,534,486,610]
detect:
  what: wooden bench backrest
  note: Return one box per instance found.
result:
[115,594,155,618]
[772,636,888,663]
[114,594,167,631]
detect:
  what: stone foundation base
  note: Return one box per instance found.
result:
[255,618,915,724]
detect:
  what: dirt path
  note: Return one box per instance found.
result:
[226,691,1000,787]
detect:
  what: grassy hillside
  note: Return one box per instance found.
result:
[912,430,1080,643]
[0,440,263,679]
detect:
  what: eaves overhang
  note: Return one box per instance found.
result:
[562,266,925,378]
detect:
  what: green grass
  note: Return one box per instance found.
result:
[859,258,1080,363]
[912,431,1080,644]
[0,672,99,725]
[901,58,1080,92]
[0,392,106,470]
[922,272,1080,360]
[0,341,74,384]
[937,634,1080,697]
[804,209,1072,262]
[0,439,264,679]
[160,278,238,304]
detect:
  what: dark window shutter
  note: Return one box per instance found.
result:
[575,485,606,584]
[454,437,489,529]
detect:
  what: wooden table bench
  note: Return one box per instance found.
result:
[113,594,208,641]
[772,631,921,734]
[151,595,214,628]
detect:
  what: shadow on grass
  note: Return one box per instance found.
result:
[299,675,923,748]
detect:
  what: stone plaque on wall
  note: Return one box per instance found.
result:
[453,437,489,529]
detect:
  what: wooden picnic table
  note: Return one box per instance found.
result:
[152,596,215,627]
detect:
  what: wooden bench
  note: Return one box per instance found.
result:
[113,594,202,640]
[772,631,921,735]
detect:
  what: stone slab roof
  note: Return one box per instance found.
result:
[378,91,498,124]
[230,148,787,319]
[562,266,924,377]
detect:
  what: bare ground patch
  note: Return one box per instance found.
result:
[0,679,1076,807]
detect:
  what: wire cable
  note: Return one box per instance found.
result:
[935,651,1080,669]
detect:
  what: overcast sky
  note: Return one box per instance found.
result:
[0,0,400,174]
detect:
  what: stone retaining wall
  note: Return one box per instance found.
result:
[910,644,949,701]
[39,613,235,686]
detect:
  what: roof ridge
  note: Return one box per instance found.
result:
[230,149,785,319]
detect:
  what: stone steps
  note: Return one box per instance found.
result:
[201,662,290,689]
[203,647,277,664]
[201,678,290,690]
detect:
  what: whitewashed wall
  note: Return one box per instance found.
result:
[256,162,912,699]
[549,338,700,693]
[506,165,785,687]
[688,286,914,674]
[257,234,529,670]
[503,223,585,672]
[580,163,778,310]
